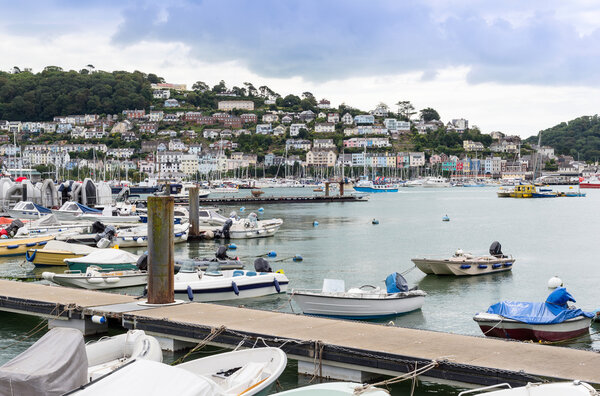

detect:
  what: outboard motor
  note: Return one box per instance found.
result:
[254,258,272,273]
[216,245,229,260]
[221,219,233,239]
[91,221,106,234]
[136,253,148,271]
[489,241,503,257]
[95,225,116,248]
[5,219,24,237]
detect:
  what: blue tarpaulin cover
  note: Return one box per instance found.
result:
[486,287,594,324]
[76,203,101,213]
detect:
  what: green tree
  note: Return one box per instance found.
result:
[420,107,440,122]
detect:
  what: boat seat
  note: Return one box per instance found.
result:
[232,270,244,277]
[245,271,257,276]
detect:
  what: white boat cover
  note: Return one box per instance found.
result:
[72,359,216,395]
[65,249,139,264]
[28,214,62,227]
[0,328,88,396]
[42,240,98,254]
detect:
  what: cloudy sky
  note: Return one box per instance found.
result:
[2,0,600,137]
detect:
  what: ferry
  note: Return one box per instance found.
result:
[579,175,600,189]
[352,176,399,193]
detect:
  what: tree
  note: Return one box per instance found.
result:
[147,73,163,84]
[281,94,301,108]
[192,81,209,92]
[420,107,440,122]
[396,100,416,120]
[302,92,314,99]
[243,82,257,97]
[231,86,247,96]
[211,80,227,93]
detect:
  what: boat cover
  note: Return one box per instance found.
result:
[385,272,409,293]
[65,249,139,264]
[486,287,594,324]
[76,203,102,214]
[0,328,88,396]
[72,360,215,395]
[28,214,61,227]
[33,203,52,214]
[42,240,98,255]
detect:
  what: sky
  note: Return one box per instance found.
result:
[2,0,600,138]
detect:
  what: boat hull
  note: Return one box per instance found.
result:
[27,249,85,267]
[175,273,289,302]
[411,257,514,276]
[0,236,55,257]
[66,261,138,272]
[580,183,600,189]
[353,186,398,193]
[292,292,425,319]
[474,313,591,342]
[43,272,147,290]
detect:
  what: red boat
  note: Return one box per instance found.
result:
[579,176,600,188]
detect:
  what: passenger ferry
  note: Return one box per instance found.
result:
[352,176,399,193]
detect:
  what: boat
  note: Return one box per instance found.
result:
[496,187,513,197]
[473,287,594,342]
[199,210,283,239]
[42,266,147,290]
[579,175,600,189]
[0,327,162,395]
[26,240,98,267]
[52,201,102,221]
[458,381,598,396]
[7,201,52,219]
[404,178,424,187]
[411,241,515,276]
[14,214,94,238]
[65,249,140,272]
[114,222,189,247]
[352,176,399,193]
[422,176,450,188]
[68,347,287,396]
[174,258,289,302]
[77,210,141,224]
[292,272,426,319]
[509,184,536,198]
[272,382,390,395]
[176,245,245,271]
[0,234,55,257]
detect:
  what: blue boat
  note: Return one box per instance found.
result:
[353,176,398,193]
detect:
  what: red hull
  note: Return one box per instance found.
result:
[579,183,600,189]
[478,324,589,342]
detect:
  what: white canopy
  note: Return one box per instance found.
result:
[64,249,139,265]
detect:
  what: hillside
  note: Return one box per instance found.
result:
[527,115,600,161]
[0,67,152,121]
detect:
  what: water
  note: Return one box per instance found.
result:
[0,186,598,394]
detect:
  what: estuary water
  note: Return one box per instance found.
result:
[0,186,599,394]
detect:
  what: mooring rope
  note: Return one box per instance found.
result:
[0,303,69,351]
[353,360,439,395]
[170,325,226,365]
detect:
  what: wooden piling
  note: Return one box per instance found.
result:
[325,182,330,197]
[339,181,344,196]
[147,196,175,304]
[188,186,200,238]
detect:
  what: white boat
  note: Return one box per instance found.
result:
[77,205,141,224]
[422,176,450,188]
[114,222,189,247]
[42,266,147,290]
[65,249,140,272]
[170,183,211,199]
[412,242,515,276]
[272,382,390,395]
[199,210,283,239]
[52,201,102,221]
[7,201,52,219]
[14,214,93,238]
[458,381,598,395]
[175,260,288,302]
[292,273,426,319]
[69,347,287,396]
[0,328,162,395]
[403,178,424,187]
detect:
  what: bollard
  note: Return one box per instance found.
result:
[189,186,200,238]
[147,196,175,304]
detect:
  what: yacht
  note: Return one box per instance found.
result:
[423,176,450,188]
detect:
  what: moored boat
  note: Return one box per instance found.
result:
[7,201,52,220]
[64,249,140,272]
[458,381,599,396]
[292,272,426,319]
[52,201,102,221]
[0,235,55,257]
[423,176,450,188]
[272,382,390,395]
[26,240,98,267]
[352,176,399,193]
[473,287,594,342]
[42,266,147,290]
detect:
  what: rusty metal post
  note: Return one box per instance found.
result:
[339,181,344,196]
[147,196,174,304]
[189,186,200,237]
[325,182,330,197]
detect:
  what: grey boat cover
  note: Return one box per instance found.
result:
[0,327,88,395]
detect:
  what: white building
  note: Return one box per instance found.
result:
[289,124,306,137]
[315,123,335,133]
[217,101,255,111]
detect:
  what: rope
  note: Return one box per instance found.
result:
[482,317,503,335]
[309,340,325,383]
[401,265,417,276]
[170,325,226,365]
[0,303,69,351]
[353,360,439,395]
[273,291,295,312]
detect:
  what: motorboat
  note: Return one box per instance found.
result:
[272,382,390,395]
[64,249,140,272]
[199,210,283,239]
[176,245,245,271]
[174,258,288,302]
[412,241,515,276]
[0,234,55,257]
[7,201,52,219]
[138,205,190,224]
[0,328,162,395]
[26,240,98,267]
[579,175,600,189]
[68,347,287,396]
[114,222,189,247]
[403,179,424,187]
[42,266,147,290]
[52,201,102,221]
[352,176,399,193]
[291,272,426,319]
[496,187,514,197]
[76,204,141,224]
[422,176,450,188]
[14,214,93,238]
[458,381,598,396]
[473,287,594,342]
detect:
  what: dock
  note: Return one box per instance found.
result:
[1,280,600,387]
[196,195,368,204]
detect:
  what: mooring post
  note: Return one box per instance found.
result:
[339,181,344,196]
[147,196,175,304]
[189,186,200,238]
[325,182,330,197]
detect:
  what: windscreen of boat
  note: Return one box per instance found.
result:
[179,260,198,273]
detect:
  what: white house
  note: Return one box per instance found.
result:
[315,123,335,133]
[289,124,306,137]
[256,124,273,134]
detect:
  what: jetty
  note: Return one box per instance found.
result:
[196,194,368,205]
[1,279,600,387]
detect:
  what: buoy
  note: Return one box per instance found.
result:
[293,255,303,262]
[91,315,106,325]
[228,243,237,250]
[276,269,285,274]
[548,276,563,289]
[258,207,264,212]
[240,207,245,212]
[136,237,144,244]
[267,251,277,258]
[313,221,319,226]
[372,219,379,225]
[187,285,194,301]
[442,215,450,222]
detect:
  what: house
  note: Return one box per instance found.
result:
[343,137,391,148]
[273,125,286,136]
[139,123,158,134]
[151,82,187,91]
[169,139,187,151]
[289,124,306,137]
[240,114,258,124]
[415,120,442,134]
[223,117,242,129]
[490,131,505,140]
[306,150,337,166]
[315,123,335,133]
[196,116,216,125]
[327,113,340,123]
[447,118,468,133]
[384,119,410,133]
[317,99,331,109]
[212,113,231,123]
[218,101,255,111]
[281,115,293,124]
[372,104,389,117]
[317,112,327,119]
[121,131,138,142]
[188,144,202,155]
[354,115,375,125]
[148,111,164,122]
[122,109,145,119]
[111,121,132,134]
[463,140,484,152]
[341,113,354,125]
[409,152,425,167]
[203,129,220,139]
[298,110,316,122]
[164,99,180,108]
[232,129,251,137]
[156,151,183,176]
[180,154,199,175]
[220,129,233,138]
[153,89,170,99]
[262,113,279,123]
[256,124,273,135]
[313,139,336,149]
[286,139,311,151]
[142,141,168,153]
[107,148,136,159]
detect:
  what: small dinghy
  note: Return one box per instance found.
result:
[176,245,245,271]
[0,234,55,257]
[42,265,147,290]
[68,347,287,396]
[473,287,594,342]
[27,240,98,267]
[458,380,598,396]
[0,328,162,395]
[412,241,515,276]
[292,272,426,319]
[272,382,390,395]
[174,258,288,302]
[65,249,140,272]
